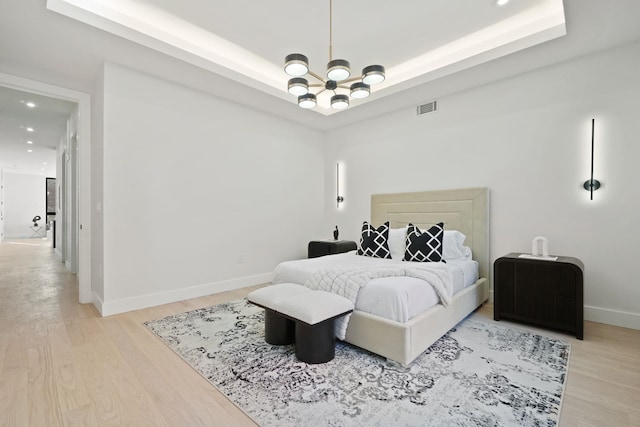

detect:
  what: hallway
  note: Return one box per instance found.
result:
[0,237,256,426]
[0,238,79,323]
[0,238,88,426]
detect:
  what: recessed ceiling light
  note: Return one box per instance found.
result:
[19,100,36,107]
[43,162,47,165]
[27,149,33,153]
[26,127,34,132]
[27,140,34,144]
[496,0,510,5]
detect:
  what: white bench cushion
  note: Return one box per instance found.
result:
[276,291,354,325]
[247,283,311,309]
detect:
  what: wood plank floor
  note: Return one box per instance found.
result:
[1,238,639,426]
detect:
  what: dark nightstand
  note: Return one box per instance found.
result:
[308,240,357,258]
[494,253,584,339]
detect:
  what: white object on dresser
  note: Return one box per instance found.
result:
[518,236,558,261]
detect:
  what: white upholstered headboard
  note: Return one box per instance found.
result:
[371,187,490,281]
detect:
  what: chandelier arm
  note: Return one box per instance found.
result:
[308,70,326,82]
[329,0,333,61]
[285,0,383,110]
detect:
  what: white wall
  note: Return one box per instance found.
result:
[3,172,46,238]
[98,63,325,315]
[324,40,640,330]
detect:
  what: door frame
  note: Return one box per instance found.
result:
[66,132,79,273]
[0,72,92,303]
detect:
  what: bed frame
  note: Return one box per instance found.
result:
[343,187,490,366]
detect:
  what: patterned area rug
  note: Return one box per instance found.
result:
[144,300,570,427]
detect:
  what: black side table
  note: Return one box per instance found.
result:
[308,240,357,258]
[494,253,584,339]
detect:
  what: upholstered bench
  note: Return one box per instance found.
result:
[247,283,354,364]
[247,283,311,345]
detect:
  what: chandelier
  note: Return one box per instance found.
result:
[283,0,385,110]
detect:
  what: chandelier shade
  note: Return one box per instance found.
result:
[298,93,317,109]
[288,78,309,96]
[283,0,385,110]
[362,65,386,85]
[331,94,349,109]
[350,82,370,99]
[284,54,309,77]
[327,59,351,81]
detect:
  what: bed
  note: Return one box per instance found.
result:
[273,187,489,365]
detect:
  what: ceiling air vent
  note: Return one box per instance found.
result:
[416,100,438,116]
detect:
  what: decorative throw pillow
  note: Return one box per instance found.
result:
[404,222,445,262]
[388,226,408,260]
[443,230,472,260]
[357,221,392,259]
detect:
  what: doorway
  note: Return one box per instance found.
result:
[0,71,92,304]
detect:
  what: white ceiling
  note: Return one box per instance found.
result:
[2,0,640,175]
[44,0,567,115]
[0,86,75,177]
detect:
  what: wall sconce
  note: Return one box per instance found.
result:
[336,162,344,207]
[583,118,601,200]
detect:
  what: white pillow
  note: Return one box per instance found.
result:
[388,227,407,260]
[443,230,472,260]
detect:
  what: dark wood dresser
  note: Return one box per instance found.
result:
[308,240,357,258]
[494,253,584,339]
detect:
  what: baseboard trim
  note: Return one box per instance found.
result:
[97,280,640,330]
[486,290,639,330]
[92,293,104,315]
[99,272,273,316]
[584,305,640,330]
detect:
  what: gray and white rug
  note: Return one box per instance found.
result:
[144,300,570,427]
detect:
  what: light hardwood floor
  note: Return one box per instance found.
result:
[1,238,639,426]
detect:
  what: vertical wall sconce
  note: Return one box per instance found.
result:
[336,162,344,207]
[583,118,601,200]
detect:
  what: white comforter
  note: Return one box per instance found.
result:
[273,252,479,324]
[305,264,453,340]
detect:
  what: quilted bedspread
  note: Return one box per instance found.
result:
[304,265,453,339]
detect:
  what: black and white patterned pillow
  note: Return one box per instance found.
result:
[357,221,392,259]
[403,223,445,262]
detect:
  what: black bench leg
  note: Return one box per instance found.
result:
[295,319,336,364]
[264,309,295,345]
